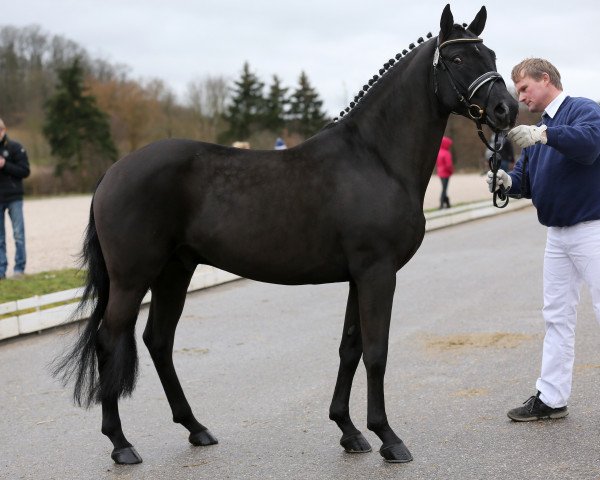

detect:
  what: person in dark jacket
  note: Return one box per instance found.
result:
[487,58,600,422]
[0,118,30,279]
[436,136,454,209]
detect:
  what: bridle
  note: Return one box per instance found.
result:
[433,35,509,208]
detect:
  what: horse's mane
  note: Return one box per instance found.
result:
[328,23,473,126]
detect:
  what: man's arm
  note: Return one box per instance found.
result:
[545,101,600,165]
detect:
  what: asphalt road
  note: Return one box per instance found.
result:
[2,206,600,480]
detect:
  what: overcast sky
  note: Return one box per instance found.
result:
[7,0,600,116]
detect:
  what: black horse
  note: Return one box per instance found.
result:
[54,4,518,465]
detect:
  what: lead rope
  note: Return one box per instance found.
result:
[485,131,509,208]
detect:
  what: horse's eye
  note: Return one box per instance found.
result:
[452,57,462,65]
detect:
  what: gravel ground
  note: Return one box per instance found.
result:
[3,173,490,275]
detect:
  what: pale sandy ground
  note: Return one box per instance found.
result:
[3,173,490,275]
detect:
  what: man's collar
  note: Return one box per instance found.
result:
[544,91,567,118]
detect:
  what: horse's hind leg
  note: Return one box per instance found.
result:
[142,259,218,447]
[96,285,147,464]
[329,280,372,453]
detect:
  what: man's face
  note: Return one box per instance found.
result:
[514,73,552,113]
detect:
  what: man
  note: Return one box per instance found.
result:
[0,118,30,279]
[486,58,600,421]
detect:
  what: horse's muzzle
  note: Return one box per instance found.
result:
[488,98,518,131]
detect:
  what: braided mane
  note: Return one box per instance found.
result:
[332,23,471,123]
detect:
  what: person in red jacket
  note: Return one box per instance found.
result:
[436,136,454,209]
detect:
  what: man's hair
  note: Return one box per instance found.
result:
[511,58,563,90]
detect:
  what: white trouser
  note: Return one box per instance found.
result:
[536,220,600,408]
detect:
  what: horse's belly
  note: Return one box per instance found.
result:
[189,237,349,285]
[226,263,349,286]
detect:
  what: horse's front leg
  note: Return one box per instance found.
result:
[329,280,372,454]
[356,264,413,463]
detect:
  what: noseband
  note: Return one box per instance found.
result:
[433,36,509,208]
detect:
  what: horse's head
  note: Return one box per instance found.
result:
[433,5,518,131]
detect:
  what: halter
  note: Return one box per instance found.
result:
[433,35,509,208]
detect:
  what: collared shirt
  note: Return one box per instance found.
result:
[544,91,567,119]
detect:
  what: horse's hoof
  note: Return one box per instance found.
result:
[379,441,413,463]
[111,446,143,464]
[340,432,372,453]
[189,429,218,446]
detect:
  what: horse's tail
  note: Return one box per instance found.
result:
[52,184,113,408]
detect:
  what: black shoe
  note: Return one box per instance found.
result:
[507,392,568,422]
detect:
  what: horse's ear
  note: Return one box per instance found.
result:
[440,4,454,43]
[468,6,487,36]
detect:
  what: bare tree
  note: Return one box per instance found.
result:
[185,75,229,142]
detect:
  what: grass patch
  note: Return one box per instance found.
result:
[0,269,85,304]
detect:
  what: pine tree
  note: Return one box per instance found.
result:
[262,75,289,132]
[221,62,265,143]
[43,58,117,187]
[288,71,328,138]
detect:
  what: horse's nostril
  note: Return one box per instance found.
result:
[494,102,510,118]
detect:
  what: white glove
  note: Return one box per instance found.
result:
[507,124,547,148]
[486,169,512,193]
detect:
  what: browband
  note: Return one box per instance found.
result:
[438,37,483,50]
[433,37,483,68]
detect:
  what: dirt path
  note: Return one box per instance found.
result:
[3,173,489,275]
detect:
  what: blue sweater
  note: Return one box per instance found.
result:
[509,96,600,227]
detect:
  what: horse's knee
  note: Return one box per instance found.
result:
[339,343,362,366]
[362,353,387,378]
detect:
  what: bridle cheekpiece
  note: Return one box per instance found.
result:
[433,35,510,208]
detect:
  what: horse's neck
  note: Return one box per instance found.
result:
[343,40,448,196]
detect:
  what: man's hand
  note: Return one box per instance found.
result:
[0,157,5,168]
[486,169,512,193]
[508,124,547,148]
